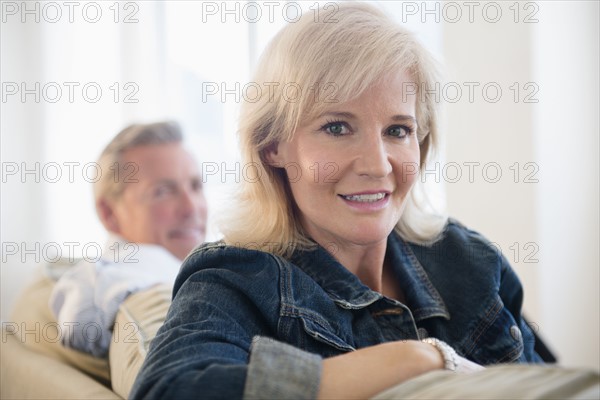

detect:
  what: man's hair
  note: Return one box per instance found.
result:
[94,121,183,209]
[219,2,447,258]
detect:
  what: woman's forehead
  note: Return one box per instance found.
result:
[301,71,417,116]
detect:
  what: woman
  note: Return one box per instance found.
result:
[131,3,542,399]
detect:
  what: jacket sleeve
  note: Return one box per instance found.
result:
[433,220,546,364]
[497,254,544,363]
[129,245,322,400]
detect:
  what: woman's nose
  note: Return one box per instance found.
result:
[353,133,392,179]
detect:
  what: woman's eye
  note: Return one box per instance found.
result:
[321,121,349,136]
[387,125,413,138]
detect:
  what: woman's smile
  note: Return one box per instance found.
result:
[338,191,391,211]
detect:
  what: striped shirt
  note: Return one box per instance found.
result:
[49,235,182,357]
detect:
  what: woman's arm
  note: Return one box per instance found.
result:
[497,251,545,363]
[319,339,484,399]
[318,340,444,399]
[131,246,481,399]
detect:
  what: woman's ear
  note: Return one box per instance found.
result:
[263,142,285,168]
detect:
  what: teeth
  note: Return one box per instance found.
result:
[342,193,386,202]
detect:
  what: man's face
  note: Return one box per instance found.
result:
[111,143,207,260]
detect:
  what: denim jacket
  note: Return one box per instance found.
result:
[131,220,543,399]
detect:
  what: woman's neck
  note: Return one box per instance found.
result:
[332,240,387,293]
[328,240,405,302]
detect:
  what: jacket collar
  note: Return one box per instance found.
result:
[387,234,450,321]
[290,232,450,321]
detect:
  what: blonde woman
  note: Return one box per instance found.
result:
[132,3,543,399]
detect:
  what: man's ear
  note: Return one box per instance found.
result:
[263,142,285,168]
[96,198,121,234]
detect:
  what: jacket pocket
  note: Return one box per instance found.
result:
[298,313,355,353]
[461,298,524,365]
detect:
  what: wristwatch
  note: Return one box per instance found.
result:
[421,337,458,372]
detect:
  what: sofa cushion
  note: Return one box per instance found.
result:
[109,283,172,398]
[8,260,111,385]
[1,327,120,399]
[373,364,600,399]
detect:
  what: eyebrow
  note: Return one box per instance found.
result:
[317,111,417,124]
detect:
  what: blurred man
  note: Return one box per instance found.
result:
[95,121,207,261]
[50,122,207,357]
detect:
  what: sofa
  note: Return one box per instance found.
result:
[2,260,599,399]
[1,259,170,399]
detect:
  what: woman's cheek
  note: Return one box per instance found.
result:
[399,160,420,186]
[294,154,342,185]
[308,160,341,184]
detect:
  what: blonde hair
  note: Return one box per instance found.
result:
[220,2,447,257]
[94,121,182,211]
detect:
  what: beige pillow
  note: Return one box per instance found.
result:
[1,328,120,400]
[373,364,600,400]
[8,261,111,385]
[109,284,172,398]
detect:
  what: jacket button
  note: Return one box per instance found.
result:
[510,325,522,342]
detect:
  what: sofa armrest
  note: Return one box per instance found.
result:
[372,364,599,400]
[1,327,121,399]
[9,263,111,383]
[109,284,172,399]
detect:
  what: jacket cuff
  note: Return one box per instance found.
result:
[244,336,322,399]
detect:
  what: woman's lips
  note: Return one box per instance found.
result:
[338,191,391,210]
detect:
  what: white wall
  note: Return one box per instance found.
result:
[1,17,48,322]
[532,1,599,370]
[442,0,539,318]
[442,1,599,370]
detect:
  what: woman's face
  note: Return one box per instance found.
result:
[270,71,421,250]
